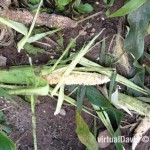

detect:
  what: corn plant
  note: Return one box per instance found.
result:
[0,31,150,150]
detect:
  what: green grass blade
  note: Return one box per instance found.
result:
[54,84,65,115]
[51,33,80,72]
[51,29,104,96]
[0,88,18,106]
[27,28,61,43]
[17,0,43,52]
[76,86,86,113]
[31,95,37,150]
[49,87,98,118]
[79,57,147,95]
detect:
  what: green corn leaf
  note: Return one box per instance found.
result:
[56,0,71,10]
[109,0,147,17]
[57,0,71,6]
[27,28,61,43]
[124,0,150,63]
[86,86,123,130]
[76,86,86,113]
[24,43,48,55]
[0,17,28,36]
[0,132,16,150]
[86,86,111,107]
[145,65,150,74]
[0,66,49,96]
[29,0,40,5]
[0,88,17,105]
[118,93,150,117]
[76,3,93,13]
[76,112,98,150]
[86,87,123,150]
[79,57,147,94]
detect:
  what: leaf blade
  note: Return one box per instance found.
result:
[109,0,147,17]
[0,132,16,150]
[0,17,28,36]
[76,112,98,150]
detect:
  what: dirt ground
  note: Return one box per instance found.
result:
[1,0,150,150]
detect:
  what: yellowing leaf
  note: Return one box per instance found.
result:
[76,112,98,150]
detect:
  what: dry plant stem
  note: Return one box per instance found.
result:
[31,95,37,150]
[0,23,14,46]
[113,34,131,76]
[43,71,110,85]
[0,9,77,28]
[132,117,150,150]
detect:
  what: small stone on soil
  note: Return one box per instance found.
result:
[101,17,105,20]
[59,109,66,116]
[97,129,111,148]
[80,30,87,36]
[95,1,100,5]
[91,28,96,33]
[90,33,95,37]
[50,56,54,59]
[0,55,7,66]
[86,23,92,28]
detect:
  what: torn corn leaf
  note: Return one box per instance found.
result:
[0,17,28,36]
[111,89,132,116]
[54,84,65,115]
[79,57,147,95]
[0,66,49,96]
[118,93,150,117]
[43,71,110,85]
[27,28,61,43]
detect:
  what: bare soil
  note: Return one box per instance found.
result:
[0,0,150,150]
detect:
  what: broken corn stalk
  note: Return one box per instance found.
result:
[0,9,77,28]
[0,65,150,117]
[43,71,110,85]
[0,66,110,86]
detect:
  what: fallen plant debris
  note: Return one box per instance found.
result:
[0,0,150,150]
[132,117,150,150]
[43,71,110,85]
[0,9,78,28]
[0,23,14,46]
